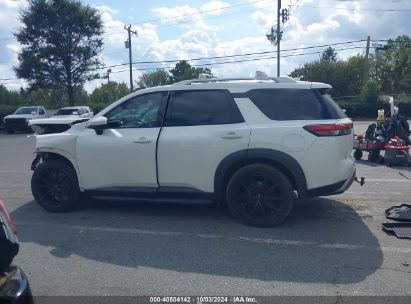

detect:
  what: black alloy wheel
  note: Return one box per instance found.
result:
[31,160,80,212]
[226,164,294,227]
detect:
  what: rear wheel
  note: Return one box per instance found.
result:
[353,150,363,160]
[31,159,80,212]
[226,164,294,227]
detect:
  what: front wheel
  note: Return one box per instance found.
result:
[31,159,80,212]
[226,164,294,227]
[6,128,14,134]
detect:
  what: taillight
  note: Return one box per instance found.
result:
[0,199,17,235]
[304,122,353,137]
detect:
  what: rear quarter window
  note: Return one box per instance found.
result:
[247,89,345,120]
[316,91,347,119]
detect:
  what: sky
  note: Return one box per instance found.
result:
[0,0,410,92]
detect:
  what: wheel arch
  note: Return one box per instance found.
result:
[214,149,307,200]
[34,151,83,190]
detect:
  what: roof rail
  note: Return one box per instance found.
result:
[173,76,297,86]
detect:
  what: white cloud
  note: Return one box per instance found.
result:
[200,1,230,15]
[251,11,275,33]
[151,5,211,30]
[0,0,28,90]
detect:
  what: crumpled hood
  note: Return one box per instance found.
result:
[29,115,86,126]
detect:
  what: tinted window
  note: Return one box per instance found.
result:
[105,92,166,128]
[166,90,242,126]
[316,91,347,119]
[247,89,330,120]
[57,108,79,115]
[15,107,38,115]
[39,109,45,115]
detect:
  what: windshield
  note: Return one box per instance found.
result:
[15,107,38,115]
[56,109,79,115]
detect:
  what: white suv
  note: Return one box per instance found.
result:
[30,75,355,227]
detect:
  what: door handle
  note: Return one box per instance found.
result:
[133,137,153,144]
[221,132,243,139]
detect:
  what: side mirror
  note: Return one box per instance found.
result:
[88,116,108,135]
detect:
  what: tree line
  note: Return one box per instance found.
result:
[289,35,411,117]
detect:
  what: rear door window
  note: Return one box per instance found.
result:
[247,89,334,120]
[165,90,243,126]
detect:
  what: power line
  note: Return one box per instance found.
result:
[109,45,366,75]
[127,0,269,26]
[1,45,363,84]
[0,39,377,83]
[298,5,411,12]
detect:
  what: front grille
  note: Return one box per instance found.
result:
[5,118,26,124]
[4,118,28,127]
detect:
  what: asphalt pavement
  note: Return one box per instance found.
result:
[0,122,410,297]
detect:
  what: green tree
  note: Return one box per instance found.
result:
[360,80,382,103]
[0,85,26,106]
[289,49,365,97]
[320,47,337,63]
[136,70,170,89]
[15,0,104,106]
[88,81,130,112]
[369,35,411,94]
[169,60,213,83]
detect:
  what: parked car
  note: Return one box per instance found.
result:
[0,199,33,304]
[29,106,94,135]
[30,73,355,227]
[3,106,48,134]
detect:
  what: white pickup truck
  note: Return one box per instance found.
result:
[3,106,48,134]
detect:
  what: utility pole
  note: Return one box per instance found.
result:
[363,36,370,83]
[373,43,389,81]
[266,1,288,77]
[107,69,111,83]
[276,0,281,77]
[124,25,138,92]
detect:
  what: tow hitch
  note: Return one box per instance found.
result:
[354,176,365,186]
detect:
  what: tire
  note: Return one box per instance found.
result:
[353,150,363,160]
[6,128,14,134]
[31,159,80,212]
[226,164,294,227]
[368,151,379,163]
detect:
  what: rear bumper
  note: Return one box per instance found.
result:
[306,169,355,197]
[0,267,33,304]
